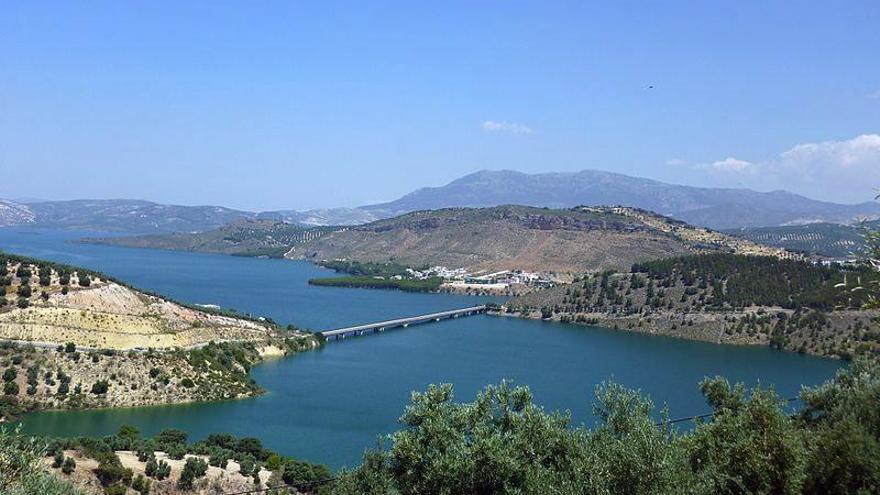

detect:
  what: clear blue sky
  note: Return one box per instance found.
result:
[1,1,878,210]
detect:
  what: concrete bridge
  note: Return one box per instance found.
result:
[321,305,487,341]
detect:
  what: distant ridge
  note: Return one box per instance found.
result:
[2,169,877,232]
[361,170,880,229]
[0,199,374,233]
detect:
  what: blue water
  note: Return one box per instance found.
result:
[1,228,843,470]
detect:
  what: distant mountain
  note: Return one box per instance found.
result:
[287,205,791,274]
[724,221,880,258]
[4,169,877,232]
[0,198,380,233]
[362,170,880,229]
[15,199,257,233]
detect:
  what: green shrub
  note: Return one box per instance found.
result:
[103,485,126,495]
[4,381,19,396]
[3,367,17,382]
[131,474,151,495]
[52,450,64,468]
[156,428,188,448]
[90,380,109,395]
[0,427,85,495]
[144,458,170,480]
[61,457,76,475]
[178,457,208,489]
[208,448,231,469]
[238,457,255,477]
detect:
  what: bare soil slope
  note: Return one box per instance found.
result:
[287,205,790,274]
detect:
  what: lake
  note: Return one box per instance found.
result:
[0,228,843,470]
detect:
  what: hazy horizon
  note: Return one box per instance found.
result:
[3,166,879,212]
[2,2,878,210]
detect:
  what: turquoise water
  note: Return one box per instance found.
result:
[1,229,843,470]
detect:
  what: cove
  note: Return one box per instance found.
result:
[1,228,844,470]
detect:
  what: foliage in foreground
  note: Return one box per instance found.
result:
[332,359,880,495]
[0,428,85,495]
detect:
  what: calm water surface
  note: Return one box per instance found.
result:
[1,229,843,469]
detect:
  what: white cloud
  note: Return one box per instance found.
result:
[665,158,688,166]
[481,120,533,134]
[699,134,880,202]
[710,157,754,172]
[779,134,880,169]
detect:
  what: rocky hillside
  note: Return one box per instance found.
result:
[362,170,880,229]
[287,205,792,274]
[87,219,339,258]
[0,199,37,226]
[0,255,279,350]
[502,253,880,359]
[0,253,321,419]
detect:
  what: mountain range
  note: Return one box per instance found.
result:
[360,170,880,229]
[0,198,382,233]
[1,170,877,232]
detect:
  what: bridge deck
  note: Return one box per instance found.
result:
[322,305,487,340]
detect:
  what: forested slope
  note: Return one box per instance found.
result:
[504,253,880,358]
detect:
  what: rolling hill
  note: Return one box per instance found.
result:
[286,205,792,274]
[724,221,880,258]
[87,219,339,257]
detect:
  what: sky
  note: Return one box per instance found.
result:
[1,1,878,211]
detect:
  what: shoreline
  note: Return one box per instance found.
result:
[486,308,865,360]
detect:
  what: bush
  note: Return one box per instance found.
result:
[17,285,31,298]
[131,474,151,495]
[103,485,126,495]
[178,457,208,489]
[94,454,131,487]
[0,427,86,495]
[687,378,807,494]
[208,448,231,469]
[155,428,188,448]
[4,381,19,396]
[167,444,187,460]
[3,367,17,382]
[180,377,195,388]
[91,380,109,395]
[52,450,64,468]
[136,443,155,463]
[238,457,255,477]
[61,457,76,475]
[144,458,170,480]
